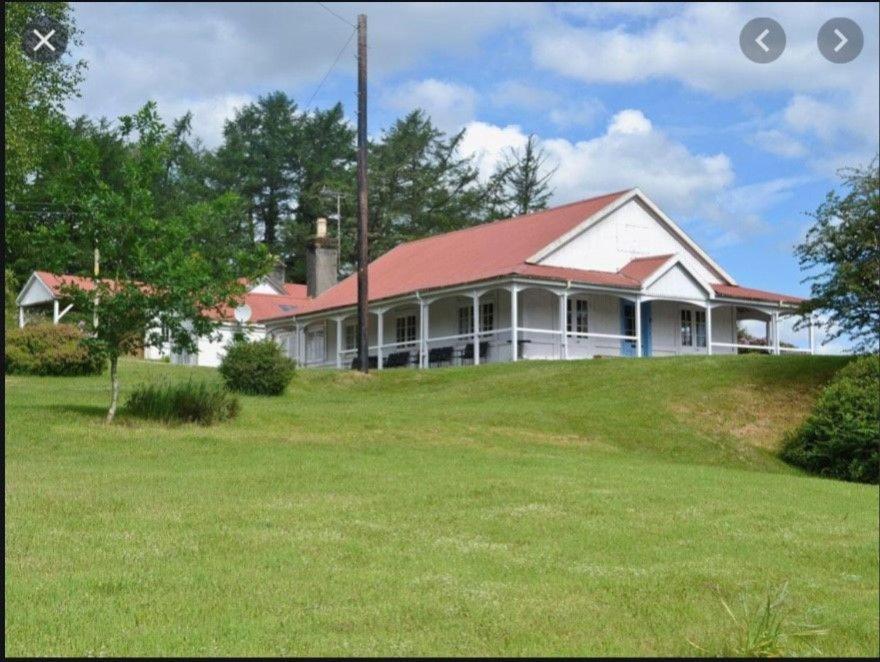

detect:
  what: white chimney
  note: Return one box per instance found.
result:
[316,217,328,239]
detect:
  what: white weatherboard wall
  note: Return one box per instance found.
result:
[145,323,266,367]
[539,198,723,285]
[644,263,709,301]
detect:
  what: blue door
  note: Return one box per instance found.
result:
[620,301,636,356]
[640,301,652,357]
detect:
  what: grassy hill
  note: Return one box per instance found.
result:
[5,355,878,656]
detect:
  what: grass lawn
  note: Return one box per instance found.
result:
[5,355,878,656]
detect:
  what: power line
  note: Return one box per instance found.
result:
[316,2,356,28]
[305,26,356,109]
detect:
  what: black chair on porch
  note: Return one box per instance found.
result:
[383,351,413,369]
[459,341,488,364]
[349,356,378,370]
[428,346,455,367]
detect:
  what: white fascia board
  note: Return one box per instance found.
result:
[15,272,56,306]
[628,189,737,285]
[640,256,715,298]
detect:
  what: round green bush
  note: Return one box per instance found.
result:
[219,339,295,396]
[781,355,880,484]
[5,324,106,376]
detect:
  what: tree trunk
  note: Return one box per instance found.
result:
[106,354,120,423]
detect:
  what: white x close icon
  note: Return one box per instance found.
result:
[32,28,56,52]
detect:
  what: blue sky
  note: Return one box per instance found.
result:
[67,2,879,351]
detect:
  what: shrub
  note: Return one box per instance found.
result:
[219,339,295,396]
[5,323,105,376]
[124,379,239,425]
[781,355,880,483]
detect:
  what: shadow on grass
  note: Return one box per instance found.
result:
[46,404,108,419]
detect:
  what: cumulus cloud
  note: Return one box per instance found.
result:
[382,79,477,133]
[462,109,735,221]
[749,130,808,159]
[491,81,605,130]
[66,2,545,140]
[529,2,878,95]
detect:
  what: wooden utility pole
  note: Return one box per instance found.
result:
[356,13,369,373]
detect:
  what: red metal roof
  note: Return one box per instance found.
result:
[36,271,100,295]
[712,284,803,305]
[206,291,310,323]
[35,271,310,323]
[515,263,640,288]
[284,190,632,317]
[617,254,675,282]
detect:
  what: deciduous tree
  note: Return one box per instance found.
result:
[795,159,879,353]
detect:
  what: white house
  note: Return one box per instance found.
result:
[14,270,309,368]
[262,189,816,368]
[15,189,817,369]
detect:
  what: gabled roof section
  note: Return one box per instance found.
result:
[32,271,99,297]
[20,271,311,323]
[617,254,675,283]
[526,189,737,286]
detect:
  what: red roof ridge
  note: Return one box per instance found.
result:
[620,253,675,265]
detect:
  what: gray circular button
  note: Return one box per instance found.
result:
[740,18,786,63]
[21,15,68,63]
[818,18,863,63]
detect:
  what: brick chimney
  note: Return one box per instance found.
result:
[306,217,338,297]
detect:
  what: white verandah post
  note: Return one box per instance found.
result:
[808,314,815,355]
[376,309,385,370]
[706,304,713,356]
[53,300,60,325]
[335,317,344,369]
[472,292,480,366]
[419,298,428,369]
[18,306,25,329]
[510,285,519,362]
[772,311,780,355]
[295,324,304,366]
[559,290,568,360]
[635,296,642,358]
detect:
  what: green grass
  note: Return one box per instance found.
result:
[5,355,878,656]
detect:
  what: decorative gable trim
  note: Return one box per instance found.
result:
[640,256,715,299]
[527,189,737,286]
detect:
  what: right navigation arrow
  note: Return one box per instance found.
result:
[833,28,848,53]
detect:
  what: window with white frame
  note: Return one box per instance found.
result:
[567,299,588,334]
[458,306,473,335]
[680,309,693,347]
[396,314,417,344]
[480,302,494,332]
[345,323,357,350]
[695,310,707,348]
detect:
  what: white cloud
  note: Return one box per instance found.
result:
[458,122,530,177]
[461,110,736,223]
[529,3,879,96]
[548,98,606,130]
[607,109,652,135]
[66,2,546,142]
[491,81,605,130]
[459,109,814,246]
[157,94,254,149]
[491,80,555,110]
[749,129,808,159]
[382,79,477,133]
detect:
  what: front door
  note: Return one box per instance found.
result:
[620,301,636,356]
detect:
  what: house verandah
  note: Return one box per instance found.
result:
[266,274,817,371]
